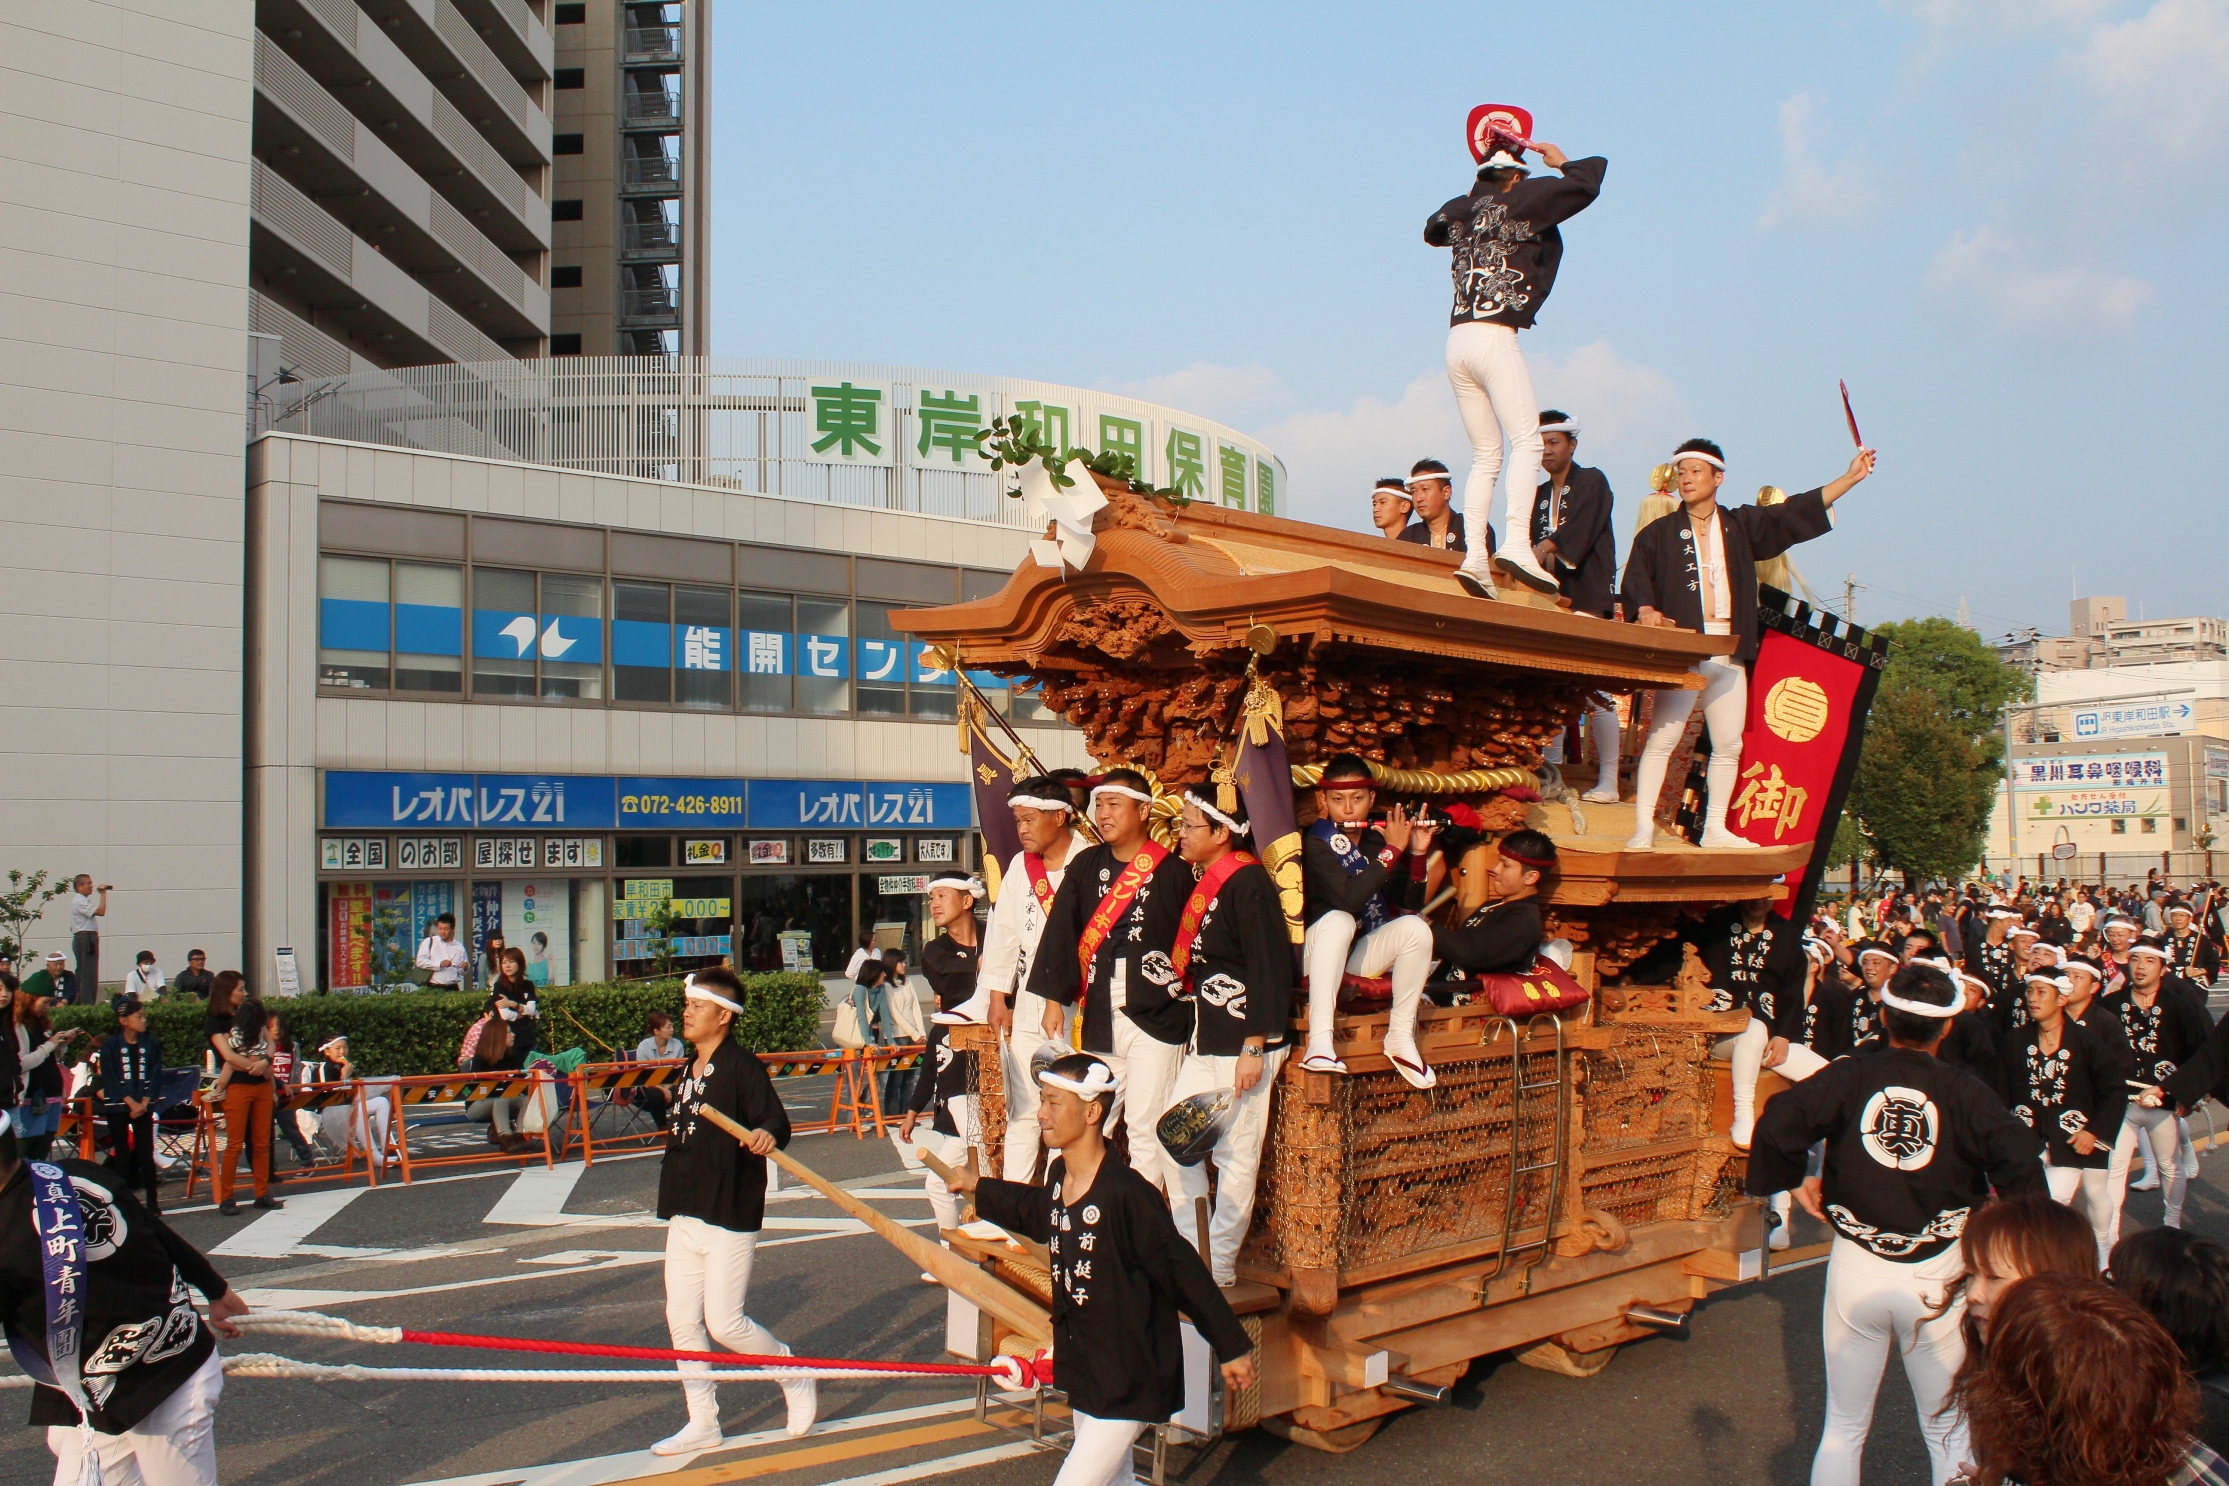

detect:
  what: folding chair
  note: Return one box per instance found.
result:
[150,1067,202,1175]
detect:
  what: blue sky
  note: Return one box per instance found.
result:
[709,1,2229,639]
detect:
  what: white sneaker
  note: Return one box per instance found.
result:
[1493,547,1559,595]
[1769,1220,1792,1252]
[1453,557,1498,599]
[1623,829,1655,852]
[1580,786,1620,804]
[783,1376,818,1439]
[2132,1171,2161,1192]
[2185,1146,2202,1179]
[1298,1049,1348,1075]
[652,1422,724,1457]
[1699,828,1761,850]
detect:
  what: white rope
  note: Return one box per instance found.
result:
[233,1309,402,1344]
[0,1355,1011,1387]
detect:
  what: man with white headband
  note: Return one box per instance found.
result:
[1749,962,2045,1486]
[948,1052,1255,1486]
[1368,476,1414,540]
[2164,902,2219,986]
[1850,941,1897,1049]
[2106,938,2209,1238]
[1295,754,1440,1086]
[1423,105,1604,600]
[651,967,814,1454]
[899,870,989,1250]
[1931,965,2001,1083]
[1161,783,1295,1286]
[1995,966,2126,1267]
[933,775,1090,1181]
[2100,912,2140,996]
[1621,436,1875,849]
[1027,768,1198,1193]
[1963,907,2021,1029]
[0,1105,250,1486]
[1528,410,1625,802]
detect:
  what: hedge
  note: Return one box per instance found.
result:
[46,973,827,1079]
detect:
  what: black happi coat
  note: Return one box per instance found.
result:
[1432,896,1544,978]
[909,931,980,1137]
[1,1160,226,1433]
[1623,490,1835,663]
[2167,927,2221,983]
[1994,1020,2126,1170]
[1748,1048,2045,1261]
[975,1158,1251,1422]
[1424,157,1607,330]
[1965,933,2022,1021]
[1301,823,1427,929]
[1529,465,1619,618]
[656,1032,792,1233]
[1936,1011,2000,1084]
[1802,973,1857,1060]
[1398,518,1478,554]
[1692,907,1806,1040]
[1030,843,1197,1052]
[1183,860,1296,1057]
[2102,983,2214,1089]
[2161,1004,2229,1110]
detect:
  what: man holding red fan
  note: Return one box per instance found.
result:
[1425,104,1606,601]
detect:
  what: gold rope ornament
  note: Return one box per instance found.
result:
[1288,760,1537,793]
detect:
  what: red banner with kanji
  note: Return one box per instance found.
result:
[1731,587,1888,928]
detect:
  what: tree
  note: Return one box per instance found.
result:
[1847,618,2032,886]
[0,870,71,969]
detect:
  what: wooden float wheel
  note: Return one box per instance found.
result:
[1514,1340,1618,1378]
[1261,1415,1385,1454]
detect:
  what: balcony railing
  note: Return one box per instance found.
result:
[620,220,681,258]
[623,25,680,62]
[621,89,682,127]
[620,286,679,322]
[620,154,681,192]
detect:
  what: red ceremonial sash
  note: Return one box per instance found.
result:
[1023,852,1056,913]
[1172,852,1260,988]
[1076,842,1169,982]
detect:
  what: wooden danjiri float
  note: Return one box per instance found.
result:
[886,468,1819,1456]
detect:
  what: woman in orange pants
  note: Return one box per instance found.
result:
[205,974,283,1215]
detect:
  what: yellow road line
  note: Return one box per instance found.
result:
[606,1407,1058,1486]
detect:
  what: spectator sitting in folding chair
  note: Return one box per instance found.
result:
[301,1036,395,1176]
[632,1012,683,1131]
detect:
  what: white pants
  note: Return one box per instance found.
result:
[320,1093,393,1170]
[664,1214,800,1428]
[2108,1104,2188,1243]
[49,1346,223,1486]
[1002,992,1056,1181]
[1104,1016,1186,1196]
[910,1116,974,1232]
[1812,1238,1970,1486]
[1055,1412,1143,1486]
[1544,710,1623,781]
[1303,912,1434,1060]
[1445,320,1540,562]
[1711,1018,1826,1130]
[1167,1047,1289,1284]
[2044,1158,2118,1267]
[1634,656,1749,841]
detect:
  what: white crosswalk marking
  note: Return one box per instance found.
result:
[209,1186,368,1258]
[485,1163,589,1226]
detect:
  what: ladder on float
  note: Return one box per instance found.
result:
[1483,1013,1569,1294]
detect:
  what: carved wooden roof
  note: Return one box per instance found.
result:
[892,479,1731,692]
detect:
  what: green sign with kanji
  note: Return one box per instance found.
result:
[1218,443,1248,508]
[916,389,984,465]
[1013,399,1072,451]
[1098,414,1144,480]
[1165,427,1207,499]
[810,381,888,462]
[1255,457,1276,515]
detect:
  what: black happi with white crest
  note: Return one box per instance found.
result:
[656,1030,792,1233]
[1992,1017,2125,1171]
[1747,1048,2045,1262]
[1695,906,1805,1038]
[1624,491,1836,664]
[908,931,980,1137]
[2101,980,2213,1090]
[1028,842,1198,1054]
[972,1159,1251,1422]
[1424,157,1606,329]
[1180,860,1296,1058]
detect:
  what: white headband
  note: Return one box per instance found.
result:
[2130,944,2170,961]
[1958,972,1993,997]
[1008,794,1073,814]
[930,875,987,898]
[683,974,744,1014]
[2170,907,2193,917]
[1089,783,1156,808]
[2009,926,2039,940]
[1986,908,2018,920]
[1670,450,1725,471]
[2023,972,2071,995]
[1189,796,1251,836]
[2064,959,2102,981]
[1880,982,1962,1018]
[1858,946,1898,967]
[1409,470,1449,485]
[1539,418,1580,436]
[1040,1062,1120,1100]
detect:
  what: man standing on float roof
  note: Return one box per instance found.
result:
[1425,103,1605,601]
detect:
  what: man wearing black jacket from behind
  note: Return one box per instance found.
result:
[650,968,813,1457]
[0,1109,249,1485]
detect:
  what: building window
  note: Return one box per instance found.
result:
[856,602,957,720]
[2112,819,2128,835]
[796,596,851,715]
[471,568,603,701]
[552,199,584,222]
[550,333,583,355]
[551,265,583,288]
[471,568,539,697]
[612,580,672,703]
[2140,817,2158,834]
[736,591,793,713]
[555,2,585,20]
[553,133,584,155]
[676,586,733,710]
[318,556,463,694]
[541,573,605,700]
[554,68,585,89]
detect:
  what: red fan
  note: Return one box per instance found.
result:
[1466,103,1536,164]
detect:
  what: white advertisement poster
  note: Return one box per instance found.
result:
[503,879,572,987]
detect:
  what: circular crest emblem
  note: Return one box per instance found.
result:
[1328,833,1352,855]
[1764,676,1833,744]
[1860,1086,1939,1171]
[1081,1205,1101,1226]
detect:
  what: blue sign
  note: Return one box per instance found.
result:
[798,633,849,679]
[611,619,671,668]
[327,771,477,827]
[320,597,389,652]
[473,610,602,664]
[677,624,729,672]
[618,778,751,828]
[395,603,462,656]
[910,643,956,686]
[327,772,970,831]
[741,630,790,676]
[474,775,617,829]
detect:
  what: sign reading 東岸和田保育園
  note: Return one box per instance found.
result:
[2012,750,2169,819]
[322,773,974,832]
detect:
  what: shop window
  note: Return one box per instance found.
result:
[737,591,793,713]
[393,562,463,692]
[471,567,604,700]
[615,835,674,868]
[796,595,851,715]
[613,874,733,974]
[319,555,390,690]
[613,580,672,703]
[736,874,854,972]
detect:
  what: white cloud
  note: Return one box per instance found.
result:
[1099,362,1290,426]
[1890,0,2119,31]
[1925,226,2155,338]
[1253,342,1692,531]
[1757,92,1880,230]
[2076,0,2229,163]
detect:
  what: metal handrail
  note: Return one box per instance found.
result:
[621,90,681,126]
[623,25,680,61]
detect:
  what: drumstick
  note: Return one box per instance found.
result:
[918,1147,1053,1269]
[695,1104,1050,1347]
[1839,380,1864,448]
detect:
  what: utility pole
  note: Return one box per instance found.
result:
[1843,574,1858,624]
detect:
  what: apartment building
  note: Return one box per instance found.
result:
[546,0,708,357]
[1998,596,2227,675]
